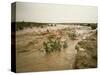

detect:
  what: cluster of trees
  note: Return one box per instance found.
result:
[16,21,47,31]
[15,21,57,31]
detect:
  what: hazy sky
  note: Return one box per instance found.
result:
[15,2,98,23]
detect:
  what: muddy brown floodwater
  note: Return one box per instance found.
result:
[16,25,94,72]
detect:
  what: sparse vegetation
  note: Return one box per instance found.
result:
[63,41,68,49]
[67,30,77,40]
[87,24,97,30]
[43,37,61,54]
[15,21,49,31]
[43,35,68,54]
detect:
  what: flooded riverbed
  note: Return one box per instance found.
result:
[16,24,97,72]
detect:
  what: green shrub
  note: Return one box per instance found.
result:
[63,41,68,49]
[43,36,68,54]
[87,24,97,30]
[68,31,77,40]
